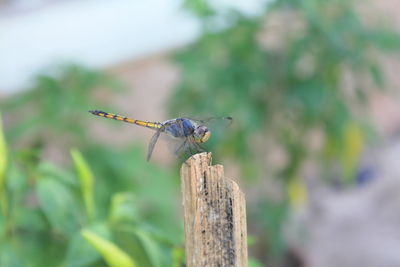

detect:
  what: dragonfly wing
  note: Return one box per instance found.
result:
[179,136,206,157]
[164,136,188,157]
[190,116,232,124]
[188,116,233,131]
[188,137,206,153]
[172,138,188,157]
[147,128,163,161]
[187,116,233,146]
[150,118,214,160]
[165,136,205,158]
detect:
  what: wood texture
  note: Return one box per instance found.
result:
[181,152,247,267]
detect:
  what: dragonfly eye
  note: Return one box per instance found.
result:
[195,126,211,143]
[200,130,211,143]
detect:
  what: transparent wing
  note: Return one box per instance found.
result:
[189,116,233,129]
[147,128,163,161]
[147,117,232,161]
[171,136,206,159]
[188,116,233,141]
[148,120,188,161]
[160,128,206,159]
[187,137,206,153]
[163,136,189,158]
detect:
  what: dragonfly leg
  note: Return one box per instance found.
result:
[187,137,205,153]
[187,141,196,156]
[187,139,204,156]
[192,142,206,153]
[174,140,187,156]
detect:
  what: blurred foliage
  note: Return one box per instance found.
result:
[173,0,400,179]
[0,0,399,265]
[171,0,400,263]
[2,64,123,146]
[0,65,184,267]
[0,113,8,215]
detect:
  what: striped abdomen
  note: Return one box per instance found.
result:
[89,110,161,130]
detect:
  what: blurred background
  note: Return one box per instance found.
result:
[1,0,400,266]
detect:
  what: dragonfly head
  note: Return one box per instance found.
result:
[194,125,211,143]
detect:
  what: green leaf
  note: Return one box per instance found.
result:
[0,244,24,267]
[133,228,163,267]
[6,230,66,267]
[65,232,101,267]
[287,177,307,208]
[109,192,139,224]
[249,257,264,267]
[71,148,95,221]
[113,228,153,267]
[171,246,185,267]
[183,0,215,18]
[81,229,137,267]
[38,161,77,187]
[0,113,8,215]
[13,205,47,232]
[36,176,80,235]
[342,123,364,183]
[113,227,167,267]
[369,64,384,88]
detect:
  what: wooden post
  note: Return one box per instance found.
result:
[181,152,247,267]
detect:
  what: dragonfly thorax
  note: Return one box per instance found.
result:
[194,125,211,143]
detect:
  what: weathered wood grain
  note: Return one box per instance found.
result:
[181,152,247,267]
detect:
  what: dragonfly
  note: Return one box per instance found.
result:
[89,110,232,161]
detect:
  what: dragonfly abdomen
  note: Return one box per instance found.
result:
[89,110,161,129]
